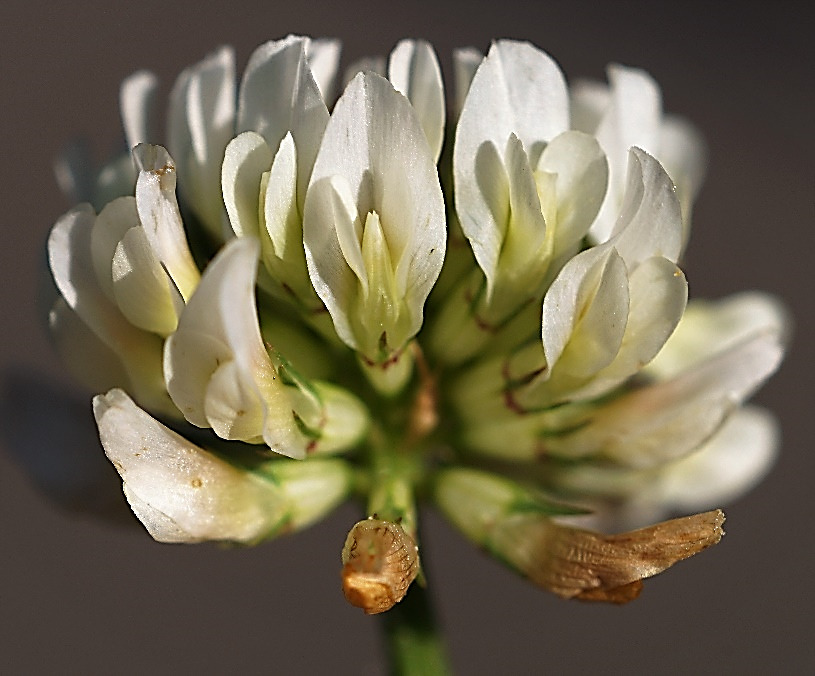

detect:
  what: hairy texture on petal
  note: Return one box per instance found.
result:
[164,237,307,457]
[168,46,236,240]
[94,389,288,544]
[495,510,724,602]
[454,40,568,289]
[132,144,200,300]
[303,72,445,356]
[388,39,446,162]
[238,35,329,207]
[120,71,159,150]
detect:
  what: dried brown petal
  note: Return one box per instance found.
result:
[494,509,725,603]
[341,518,420,614]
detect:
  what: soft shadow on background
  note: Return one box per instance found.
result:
[1,1,812,673]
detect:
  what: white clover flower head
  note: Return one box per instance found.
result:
[47,35,788,622]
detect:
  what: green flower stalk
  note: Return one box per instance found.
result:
[47,34,788,669]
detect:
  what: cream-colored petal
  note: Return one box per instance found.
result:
[569,256,687,399]
[120,70,159,150]
[647,291,790,379]
[304,37,341,103]
[304,72,445,358]
[454,40,568,289]
[653,406,779,510]
[608,147,683,267]
[541,244,629,377]
[133,144,201,300]
[536,130,608,254]
[222,130,274,239]
[48,205,172,415]
[658,115,707,248]
[167,45,236,240]
[238,35,329,206]
[164,237,307,457]
[590,64,662,244]
[388,39,446,162]
[111,226,180,336]
[452,47,482,120]
[89,196,140,301]
[547,327,785,467]
[94,388,288,544]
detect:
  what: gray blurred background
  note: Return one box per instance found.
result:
[1,1,812,673]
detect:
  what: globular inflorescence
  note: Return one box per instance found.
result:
[48,36,787,613]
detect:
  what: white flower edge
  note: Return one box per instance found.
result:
[94,389,352,543]
[164,237,308,457]
[453,40,569,292]
[303,71,446,358]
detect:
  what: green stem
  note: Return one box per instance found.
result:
[382,582,452,676]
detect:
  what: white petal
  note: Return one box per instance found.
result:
[94,389,287,544]
[457,40,568,164]
[222,131,274,239]
[167,46,236,239]
[597,64,662,172]
[568,256,687,399]
[454,40,568,288]
[89,196,140,301]
[647,292,790,379]
[569,79,609,134]
[112,226,180,336]
[536,130,608,254]
[658,115,707,248]
[607,148,682,266]
[120,70,159,149]
[499,134,547,277]
[92,154,138,210]
[48,205,171,414]
[304,72,445,354]
[301,177,363,348]
[164,238,306,457]
[133,144,201,300]
[541,244,629,377]
[304,37,341,103]
[551,328,785,467]
[238,36,329,206]
[452,47,483,119]
[388,39,446,162]
[589,64,662,243]
[654,406,779,510]
[263,132,301,264]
